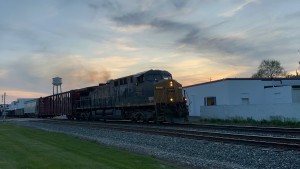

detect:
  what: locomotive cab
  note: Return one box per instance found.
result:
[154,80,183,103]
[154,79,189,123]
[134,70,173,104]
[136,70,172,85]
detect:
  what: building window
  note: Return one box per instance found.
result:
[241,98,249,105]
[204,97,216,106]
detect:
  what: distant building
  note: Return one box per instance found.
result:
[8,98,36,111]
[7,98,36,117]
[184,78,300,121]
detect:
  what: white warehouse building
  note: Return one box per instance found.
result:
[184,78,300,121]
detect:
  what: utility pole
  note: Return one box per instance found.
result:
[2,92,6,121]
[297,50,300,76]
[1,95,3,115]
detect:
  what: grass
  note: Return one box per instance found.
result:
[0,123,181,169]
[193,117,300,127]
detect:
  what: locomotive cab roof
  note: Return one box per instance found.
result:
[109,69,172,84]
[135,70,172,83]
[133,69,172,78]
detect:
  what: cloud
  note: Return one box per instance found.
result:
[222,0,256,17]
[171,0,189,9]
[0,69,7,77]
[2,54,112,93]
[95,55,143,75]
[150,18,192,32]
[169,57,249,86]
[113,12,149,26]
[111,25,152,33]
[112,10,195,33]
[111,9,262,63]
[113,38,138,51]
[283,10,300,20]
[2,0,300,98]
[87,0,121,12]
[177,28,258,62]
[4,90,46,103]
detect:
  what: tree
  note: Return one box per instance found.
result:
[252,59,286,78]
[286,61,300,78]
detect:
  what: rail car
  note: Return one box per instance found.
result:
[37,70,189,123]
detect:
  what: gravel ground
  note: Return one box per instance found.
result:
[10,120,300,169]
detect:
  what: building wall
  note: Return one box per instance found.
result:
[292,87,300,103]
[8,98,35,111]
[184,80,229,116]
[200,103,300,121]
[264,86,292,104]
[184,79,300,119]
[227,80,265,105]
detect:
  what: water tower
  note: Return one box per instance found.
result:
[52,77,62,95]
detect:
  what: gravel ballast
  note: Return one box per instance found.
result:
[12,121,300,169]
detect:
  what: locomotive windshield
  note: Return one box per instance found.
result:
[145,74,172,82]
[162,75,172,80]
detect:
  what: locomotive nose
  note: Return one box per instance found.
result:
[154,79,183,104]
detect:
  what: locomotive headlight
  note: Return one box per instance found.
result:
[170,81,173,87]
[170,98,174,102]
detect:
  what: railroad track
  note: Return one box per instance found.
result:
[47,119,300,136]
[52,119,300,136]
[178,123,300,136]
[37,119,300,151]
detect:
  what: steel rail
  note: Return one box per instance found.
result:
[47,119,300,136]
[178,123,300,136]
[46,119,300,136]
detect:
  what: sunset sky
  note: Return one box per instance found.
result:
[1,0,300,103]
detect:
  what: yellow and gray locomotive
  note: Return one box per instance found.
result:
[74,70,189,123]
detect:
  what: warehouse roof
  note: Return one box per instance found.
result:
[184,77,300,88]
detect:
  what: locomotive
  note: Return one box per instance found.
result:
[37,70,189,123]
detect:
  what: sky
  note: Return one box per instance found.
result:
[1,0,300,103]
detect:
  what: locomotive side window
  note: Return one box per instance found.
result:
[114,81,118,86]
[162,75,172,80]
[117,78,128,85]
[145,75,154,81]
[137,75,144,83]
[145,74,166,82]
[130,76,133,83]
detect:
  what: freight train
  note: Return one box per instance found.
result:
[10,70,189,123]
